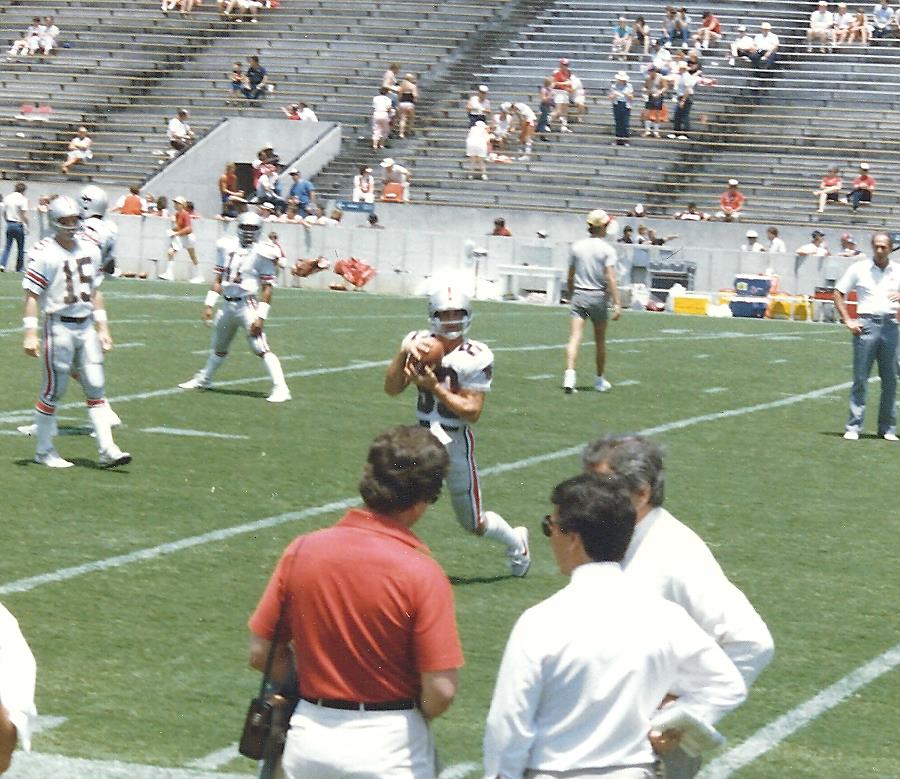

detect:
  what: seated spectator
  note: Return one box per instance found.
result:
[838,232,864,257]
[651,39,674,73]
[632,16,651,55]
[661,6,689,43]
[848,7,871,42]
[38,16,59,55]
[569,73,587,122]
[277,200,305,223]
[808,1,836,51]
[352,165,375,203]
[223,0,262,23]
[550,59,574,133]
[218,162,244,204]
[813,166,844,213]
[466,85,490,127]
[617,225,635,244]
[228,61,245,102]
[716,179,745,221]
[288,169,316,213]
[636,224,653,244]
[646,227,678,245]
[397,73,418,138]
[625,203,646,217]
[741,229,765,252]
[9,18,41,56]
[834,3,856,42]
[728,25,756,66]
[492,217,512,236]
[490,105,513,148]
[749,22,779,67]
[641,68,667,138]
[693,11,721,49]
[242,56,268,99]
[153,195,169,217]
[60,125,93,175]
[795,230,830,257]
[296,102,318,121]
[767,226,787,253]
[509,102,537,160]
[674,202,709,220]
[871,0,895,37]
[162,0,178,14]
[219,195,247,220]
[167,108,194,155]
[255,168,285,213]
[381,158,411,203]
[849,162,876,210]
[114,185,146,215]
[466,121,491,180]
[259,202,279,221]
[610,17,633,60]
[371,86,394,150]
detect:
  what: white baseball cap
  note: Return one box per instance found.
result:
[745,229,758,238]
[586,209,611,227]
[478,85,489,92]
[860,162,870,170]
[380,158,395,167]
[728,178,739,186]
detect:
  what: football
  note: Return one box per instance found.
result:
[408,336,445,374]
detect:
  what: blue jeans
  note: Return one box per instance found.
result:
[673,98,692,133]
[613,102,630,139]
[537,102,552,133]
[847,316,898,435]
[849,189,872,210]
[1,221,25,271]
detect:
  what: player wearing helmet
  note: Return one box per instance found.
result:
[21,196,131,468]
[177,212,291,403]
[384,282,531,576]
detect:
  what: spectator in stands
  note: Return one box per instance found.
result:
[849,162,876,210]
[741,230,765,252]
[749,22,780,67]
[626,204,646,217]
[381,63,401,113]
[848,7,871,43]
[834,3,856,42]
[767,227,787,253]
[618,225,635,243]
[167,108,194,155]
[716,179,745,221]
[610,17,633,60]
[38,16,59,55]
[509,102,537,160]
[641,67,667,138]
[652,39,674,73]
[251,144,280,186]
[466,121,491,180]
[636,225,653,244]
[259,202,278,222]
[808,1,836,51]
[8,20,36,57]
[570,72,587,122]
[1,182,29,272]
[608,71,633,146]
[491,104,513,149]
[674,202,709,220]
[632,16,651,55]
[222,0,262,23]
[256,168,285,213]
[693,11,721,49]
[219,195,246,220]
[352,165,376,203]
[372,87,394,150]
[397,73,418,138]
[661,6,689,44]
[228,61,245,102]
[162,0,178,14]
[60,126,93,175]
[872,0,895,37]
[795,230,830,257]
[466,85,490,127]
[242,56,268,99]
[492,217,512,237]
[686,48,703,76]
[728,25,755,66]
[838,232,863,257]
[218,162,243,205]
[381,158,411,203]
[646,227,678,245]
[287,169,316,214]
[114,185,145,215]
[318,208,344,227]
[537,77,554,138]
[551,59,574,133]
[296,102,318,121]
[179,0,196,16]
[814,166,844,213]
[668,62,694,140]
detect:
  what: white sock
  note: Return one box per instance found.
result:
[563,369,576,388]
[524,142,532,153]
[35,409,55,453]
[88,402,115,453]
[202,353,227,381]
[165,260,175,276]
[644,120,652,130]
[263,352,286,388]
[482,511,521,550]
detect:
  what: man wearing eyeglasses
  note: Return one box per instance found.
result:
[483,474,746,779]
[582,435,774,779]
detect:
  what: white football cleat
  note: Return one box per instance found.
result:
[158,271,174,281]
[507,526,531,578]
[266,385,292,403]
[595,377,613,392]
[884,432,899,442]
[563,369,577,394]
[178,376,211,390]
[843,430,859,440]
[34,449,74,468]
[99,447,132,468]
[189,275,204,284]
[17,423,37,436]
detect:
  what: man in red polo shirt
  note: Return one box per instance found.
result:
[849,162,876,211]
[248,425,463,779]
[716,179,745,221]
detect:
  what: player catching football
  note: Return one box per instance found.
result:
[384,284,531,576]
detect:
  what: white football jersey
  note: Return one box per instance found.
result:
[213,236,278,298]
[23,235,103,317]
[79,216,117,273]
[404,330,494,428]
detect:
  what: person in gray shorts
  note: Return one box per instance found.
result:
[563,209,622,393]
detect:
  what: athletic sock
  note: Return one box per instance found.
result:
[35,407,55,453]
[563,368,576,389]
[202,353,227,381]
[263,351,286,388]
[88,401,115,453]
[482,510,522,550]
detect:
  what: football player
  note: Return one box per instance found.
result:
[21,196,131,468]
[178,212,291,403]
[384,284,531,576]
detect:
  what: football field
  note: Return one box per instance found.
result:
[0,276,898,779]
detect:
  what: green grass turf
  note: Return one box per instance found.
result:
[0,276,897,777]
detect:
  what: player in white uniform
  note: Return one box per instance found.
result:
[21,196,131,468]
[178,212,291,403]
[384,284,531,576]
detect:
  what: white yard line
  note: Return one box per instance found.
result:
[699,643,900,779]
[140,428,250,440]
[184,744,240,771]
[114,342,146,349]
[438,761,479,779]
[7,752,250,779]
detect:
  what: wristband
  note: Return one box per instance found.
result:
[204,290,220,308]
[256,302,271,320]
[93,309,108,323]
[22,316,38,330]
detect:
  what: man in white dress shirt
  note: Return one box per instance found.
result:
[483,473,747,779]
[582,436,774,779]
[0,602,37,774]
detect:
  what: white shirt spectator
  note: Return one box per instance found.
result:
[298,105,318,122]
[0,603,38,753]
[835,256,900,315]
[769,236,787,253]
[372,93,393,116]
[754,31,780,52]
[2,190,29,223]
[834,10,855,28]
[512,102,536,123]
[653,46,673,71]
[622,507,774,687]
[673,71,695,97]
[872,2,894,28]
[741,241,765,253]
[483,563,747,779]
[810,8,835,30]
[735,32,755,51]
[167,115,192,144]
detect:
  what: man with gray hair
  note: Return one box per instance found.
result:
[582,434,774,779]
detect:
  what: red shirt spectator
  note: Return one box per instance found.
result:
[718,179,745,220]
[850,163,876,210]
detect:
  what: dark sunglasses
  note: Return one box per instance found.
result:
[541,514,558,537]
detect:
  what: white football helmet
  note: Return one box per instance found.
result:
[237,211,263,247]
[428,284,472,340]
[49,196,81,238]
[79,185,108,219]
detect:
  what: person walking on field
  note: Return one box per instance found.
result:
[563,209,622,394]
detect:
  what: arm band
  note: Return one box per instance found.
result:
[256,302,271,320]
[204,290,220,308]
[22,317,38,330]
[93,309,108,323]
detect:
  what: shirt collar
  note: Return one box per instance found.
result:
[337,507,431,554]
[569,560,624,585]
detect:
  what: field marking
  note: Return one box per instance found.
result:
[525,373,555,380]
[438,761,479,779]
[185,743,240,771]
[140,427,250,441]
[7,752,250,779]
[32,715,67,735]
[699,642,900,779]
[703,387,728,394]
[616,379,641,387]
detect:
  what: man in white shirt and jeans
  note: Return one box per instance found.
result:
[483,473,747,779]
[1,182,29,272]
[582,435,775,779]
[834,232,900,441]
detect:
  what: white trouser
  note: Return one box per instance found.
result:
[525,766,656,779]
[281,700,437,779]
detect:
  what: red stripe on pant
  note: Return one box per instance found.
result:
[86,398,106,408]
[465,428,485,533]
[35,400,55,416]
[41,318,55,401]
